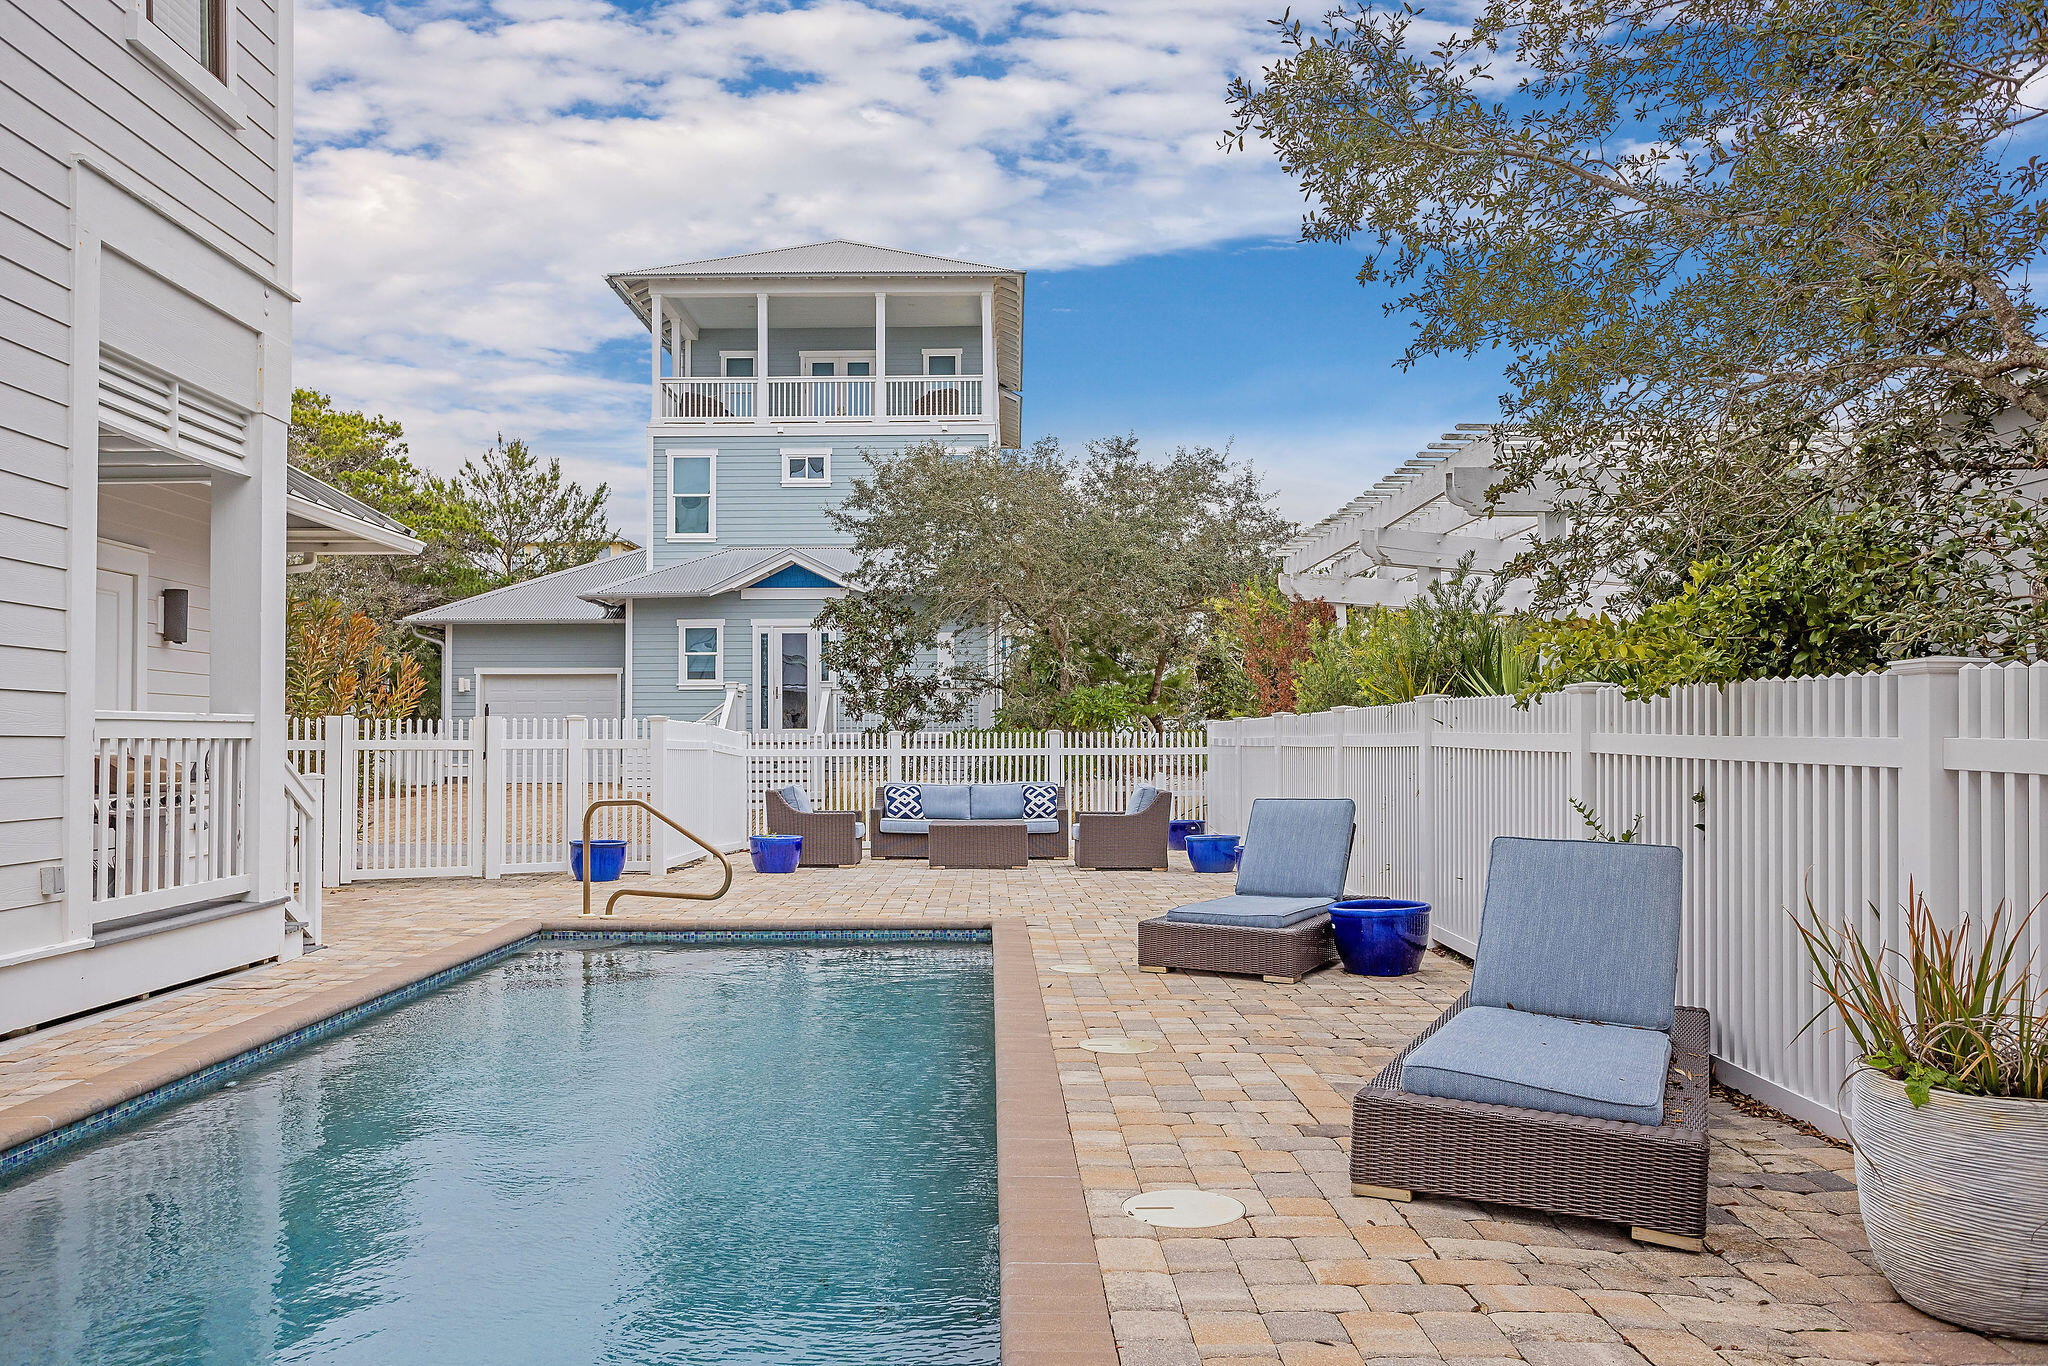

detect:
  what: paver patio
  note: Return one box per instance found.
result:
[1,858,2040,1366]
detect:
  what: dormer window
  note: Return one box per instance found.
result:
[781,447,830,486]
[668,452,714,540]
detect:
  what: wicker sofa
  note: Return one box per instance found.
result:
[1074,784,1173,871]
[1350,836,1711,1249]
[1137,797,1356,984]
[868,782,1070,861]
[764,786,864,866]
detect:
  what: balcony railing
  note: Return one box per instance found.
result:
[92,713,253,922]
[658,375,986,424]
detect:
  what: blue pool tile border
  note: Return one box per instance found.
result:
[0,926,991,1181]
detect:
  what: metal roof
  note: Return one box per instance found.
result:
[285,466,422,555]
[404,552,643,626]
[585,546,857,601]
[615,239,1012,279]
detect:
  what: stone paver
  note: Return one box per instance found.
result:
[2,857,2040,1365]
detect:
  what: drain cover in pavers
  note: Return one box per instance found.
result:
[1121,1189,1246,1229]
[1046,963,1099,974]
[1079,1036,1158,1053]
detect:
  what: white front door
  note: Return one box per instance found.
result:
[756,628,817,731]
[95,568,138,711]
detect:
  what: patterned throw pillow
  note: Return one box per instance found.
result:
[1021,783,1060,820]
[881,784,923,819]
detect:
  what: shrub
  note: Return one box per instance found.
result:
[1294,568,1532,710]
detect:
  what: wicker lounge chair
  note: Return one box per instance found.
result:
[1350,836,1711,1250]
[764,786,864,866]
[868,782,1070,860]
[1136,797,1356,984]
[1074,784,1172,871]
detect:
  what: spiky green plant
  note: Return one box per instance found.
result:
[1793,889,2047,1105]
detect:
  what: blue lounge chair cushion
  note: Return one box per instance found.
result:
[1400,1005,1673,1126]
[1470,836,1684,1030]
[1126,783,1159,814]
[778,784,811,812]
[878,818,1058,836]
[1235,798,1355,899]
[969,783,1026,819]
[1164,894,1332,928]
[916,784,972,821]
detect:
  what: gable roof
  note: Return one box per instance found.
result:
[403,553,643,626]
[614,239,1012,280]
[583,546,858,601]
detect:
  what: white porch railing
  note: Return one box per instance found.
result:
[92,713,253,922]
[283,766,323,945]
[657,376,987,424]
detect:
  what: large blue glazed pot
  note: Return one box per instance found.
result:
[1184,834,1242,874]
[1168,818,1206,852]
[569,838,629,882]
[749,834,803,874]
[1328,899,1431,976]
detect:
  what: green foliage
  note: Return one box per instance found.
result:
[1292,569,1533,711]
[813,588,986,732]
[1794,889,2047,1104]
[456,435,615,584]
[1206,576,1335,717]
[1230,0,2048,636]
[826,436,1292,731]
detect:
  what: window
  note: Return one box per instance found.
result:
[678,621,723,685]
[150,0,225,77]
[781,447,830,486]
[923,349,963,376]
[668,452,714,539]
[720,353,756,377]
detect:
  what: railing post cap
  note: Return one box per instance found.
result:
[1885,656,1975,676]
[1561,681,1615,694]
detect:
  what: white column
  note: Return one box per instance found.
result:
[755,291,769,414]
[874,290,888,415]
[1891,656,1968,927]
[979,287,994,422]
[211,411,287,905]
[321,714,350,886]
[649,291,664,421]
[1563,682,1609,817]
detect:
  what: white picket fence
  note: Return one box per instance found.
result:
[1207,657,2048,1136]
[287,718,1203,884]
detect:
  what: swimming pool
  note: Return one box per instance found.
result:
[0,937,997,1365]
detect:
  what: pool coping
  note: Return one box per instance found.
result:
[0,915,1115,1366]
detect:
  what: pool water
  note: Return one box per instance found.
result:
[0,942,997,1365]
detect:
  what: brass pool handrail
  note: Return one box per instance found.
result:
[580,798,734,916]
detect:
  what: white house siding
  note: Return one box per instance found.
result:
[443,623,627,723]
[629,592,786,723]
[98,482,213,711]
[0,0,291,1000]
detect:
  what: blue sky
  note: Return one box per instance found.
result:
[291,0,1503,534]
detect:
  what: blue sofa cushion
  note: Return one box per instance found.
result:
[969,783,1027,820]
[917,784,972,821]
[1235,798,1355,899]
[1164,894,1332,928]
[878,818,929,835]
[778,784,811,813]
[880,784,922,819]
[1399,1005,1672,1126]
[1023,818,1060,835]
[1126,783,1159,814]
[1470,836,1684,1030]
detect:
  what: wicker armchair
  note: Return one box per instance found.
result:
[764,788,863,866]
[1074,787,1172,870]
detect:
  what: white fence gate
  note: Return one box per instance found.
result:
[1207,657,2048,1136]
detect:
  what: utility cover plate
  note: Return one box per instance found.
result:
[1121,1189,1247,1229]
[1079,1036,1158,1054]
[1047,964,1100,975]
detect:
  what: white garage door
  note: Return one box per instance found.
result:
[478,672,621,718]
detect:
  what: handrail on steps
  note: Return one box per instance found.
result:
[580,798,734,917]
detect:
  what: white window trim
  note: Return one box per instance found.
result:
[922,348,965,376]
[677,619,724,687]
[797,350,876,375]
[666,450,716,541]
[123,0,246,130]
[780,446,831,487]
[719,351,757,377]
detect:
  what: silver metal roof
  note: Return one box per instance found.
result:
[585,546,857,600]
[615,239,1012,279]
[287,466,417,538]
[404,552,644,626]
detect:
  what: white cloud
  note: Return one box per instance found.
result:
[292,0,1339,533]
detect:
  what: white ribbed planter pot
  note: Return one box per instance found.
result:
[1848,1069,2048,1339]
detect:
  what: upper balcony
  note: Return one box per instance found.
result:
[607,240,1024,447]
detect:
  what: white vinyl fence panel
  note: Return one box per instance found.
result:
[1208,658,2043,1138]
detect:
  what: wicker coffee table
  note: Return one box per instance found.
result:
[928,820,1028,869]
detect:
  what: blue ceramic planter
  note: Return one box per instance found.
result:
[1329,899,1431,976]
[569,839,628,882]
[749,835,803,874]
[1184,834,1242,874]
[1168,819,1205,852]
